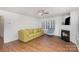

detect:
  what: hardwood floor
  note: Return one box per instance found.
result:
[0,35,78,52]
[0,36,4,50]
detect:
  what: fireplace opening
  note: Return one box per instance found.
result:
[61,30,70,42]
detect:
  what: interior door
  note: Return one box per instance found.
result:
[0,16,4,49]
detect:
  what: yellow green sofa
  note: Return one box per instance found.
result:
[18,28,44,42]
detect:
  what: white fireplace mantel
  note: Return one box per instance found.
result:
[61,25,71,31]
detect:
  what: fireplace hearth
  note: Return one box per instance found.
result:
[61,30,70,42]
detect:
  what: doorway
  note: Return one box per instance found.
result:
[0,16,4,49]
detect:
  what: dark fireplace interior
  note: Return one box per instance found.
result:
[61,30,70,42]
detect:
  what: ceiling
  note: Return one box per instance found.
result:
[0,7,79,17]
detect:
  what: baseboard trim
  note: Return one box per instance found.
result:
[4,39,18,44]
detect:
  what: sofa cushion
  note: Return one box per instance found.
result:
[33,29,38,33]
[25,29,33,34]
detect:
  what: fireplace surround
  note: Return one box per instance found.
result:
[61,30,70,42]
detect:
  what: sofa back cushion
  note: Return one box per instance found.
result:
[19,28,43,35]
[25,29,33,34]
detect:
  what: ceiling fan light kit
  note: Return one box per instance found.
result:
[38,10,49,16]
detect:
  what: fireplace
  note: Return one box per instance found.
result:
[61,30,70,42]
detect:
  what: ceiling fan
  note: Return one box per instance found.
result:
[37,10,49,16]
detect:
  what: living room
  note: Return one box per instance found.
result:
[0,7,79,52]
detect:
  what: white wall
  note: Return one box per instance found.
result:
[70,11,79,48]
[0,10,40,43]
[70,11,78,44]
[54,16,63,36]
